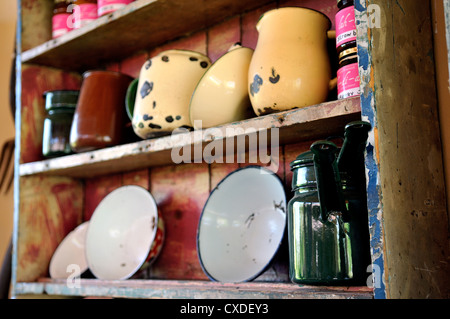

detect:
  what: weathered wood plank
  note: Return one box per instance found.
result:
[20,64,81,164]
[16,176,83,282]
[148,164,210,280]
[15,279,373,299]
[358,0,450,298]
[21,0,52,51]
[21,0,274,71]
[18,97,361,178]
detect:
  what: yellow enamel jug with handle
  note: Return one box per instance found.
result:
[248,7,337,116]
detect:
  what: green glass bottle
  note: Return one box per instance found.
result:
[337,121,372,285]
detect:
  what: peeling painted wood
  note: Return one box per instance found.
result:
[356,0,450,299]
[355,0,387,300]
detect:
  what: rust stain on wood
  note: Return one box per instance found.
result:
[148,164,210,280]
[20,65,81,164]
[17,176,83,282]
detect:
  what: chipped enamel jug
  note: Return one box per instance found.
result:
[125,50,211,139]
[248,7,337,116]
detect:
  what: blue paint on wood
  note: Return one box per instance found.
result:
[355,0,386,299]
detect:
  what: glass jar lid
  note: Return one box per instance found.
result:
[43,90,79,111]
[290,151,317,190]
[290,150,314,170]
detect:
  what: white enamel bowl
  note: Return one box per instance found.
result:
[197,166,286,282]
[189,44,255,129]
[49,221,89,279]
[85,185,162,280]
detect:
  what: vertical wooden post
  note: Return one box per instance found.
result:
[356,0,450,298]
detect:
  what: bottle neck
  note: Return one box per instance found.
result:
[337,0,354,10]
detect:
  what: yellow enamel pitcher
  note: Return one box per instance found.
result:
[248,7,337,116]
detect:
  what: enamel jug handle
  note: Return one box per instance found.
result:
[327,30,338,91]
[327,30,336,40]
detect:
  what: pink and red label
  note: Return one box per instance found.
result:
[337,62,360,99]
[336,6,357,48]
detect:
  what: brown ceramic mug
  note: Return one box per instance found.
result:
[70,70,133,152]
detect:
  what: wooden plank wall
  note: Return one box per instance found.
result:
[18,0,356,283]
[16,176,83,282]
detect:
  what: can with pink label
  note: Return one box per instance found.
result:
[72,0,98,29]
[337,47,360,99]
[52,0,72,38]
[98,0,133,16]
[335,0,356,55]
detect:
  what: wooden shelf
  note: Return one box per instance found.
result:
[15,279,373,299]
[21,0,273,71]
[19,97,361,178]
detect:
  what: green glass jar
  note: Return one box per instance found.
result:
[42,90,79,158]
[287,151,351,285]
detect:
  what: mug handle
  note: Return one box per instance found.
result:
[327,30,338,91]
[125,78,139,121]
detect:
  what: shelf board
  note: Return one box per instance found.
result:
[15,279,373,299]
[21,0,273,71]
[19,97,361,178]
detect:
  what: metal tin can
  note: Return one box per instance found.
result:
[72,0,98,29]
[97,0,133,16]
[335,0,357,56]
[52,0,72,38]
[337,46,360,99]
